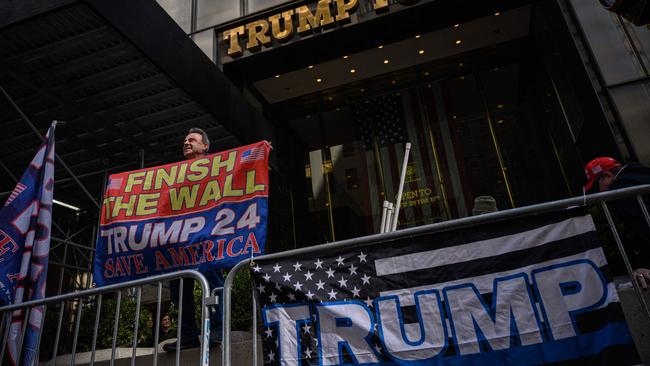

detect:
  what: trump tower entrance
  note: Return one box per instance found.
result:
[208,0,608,249]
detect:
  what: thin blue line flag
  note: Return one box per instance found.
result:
[0,122,56,366]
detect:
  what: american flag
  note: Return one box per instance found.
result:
[251,208,639,365]
[4,183,26,207]
[106,177,123,192]
[240,146,266,163]
[0,122,56,366]
[352,94,407,151]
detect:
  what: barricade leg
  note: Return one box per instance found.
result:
[71,299,83,365]
[110,291,122,366]
[601,201,650,321]
[153,283,162,366]
[130,286,142,366]
[51,301,66,366]
[90,294,102,366]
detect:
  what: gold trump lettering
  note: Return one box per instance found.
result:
[222,0,420,57]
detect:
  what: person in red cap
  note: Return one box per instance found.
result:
[584,157,650,288]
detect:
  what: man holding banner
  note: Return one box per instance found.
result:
[166,128,223,351]
[94,128,271,351]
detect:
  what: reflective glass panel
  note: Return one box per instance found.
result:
[196,0,241,29]
[156,0,192,33]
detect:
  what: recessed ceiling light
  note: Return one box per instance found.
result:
[418,49,425,55]
[343,55,349,59]
[453,115,457,119]
[328,96,334,100]
[378,45,384,49]
[454,24,460,28]
[497,104,504,109]
[308,65,314,69]
[415,34,421,39]
[336,107,341,111]
[497,119,504,124]
[383,59,389,64]
[396,92,401,96]
[455,40,462,45]
[275,74,280,78]
[350,68,356,73]
[459,62,464,67]
[360,88,365,92]
[424,72,430,76]
[391,80,396,84]
[316,78,322,83]
[427,84,432,88]
[460,76,465,80]
[494,12,501,16]
[306,115,311,118]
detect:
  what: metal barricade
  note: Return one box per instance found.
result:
[0,270,213,366]
[222,185,650,366]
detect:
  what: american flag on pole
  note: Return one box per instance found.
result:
[0,122,56,366]
[251,208,639,365]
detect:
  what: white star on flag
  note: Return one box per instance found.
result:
[305,347,313,359]
[351,286,361,297]
[314,258,324,269]
[364,296,373,308]
[253,264,262,272]
[325,268,335,278]
[283,272,292,282]
[257,284,265,293]
[337,276,348,288]
[265,328,273,338]
[269,293,278,303]
[302,323,311,334]
[288,293,296,301]
[306,290,315,300]
[273,264,281,273]
[361,273,371,284]
[328,289,338,299]
[304,271,314,281]
[349,264,357,275]
[358,251,367,262]
[293,281,303,291]
[315,280,325,290]
[275,282,282,291]
[293,261,303,271]
[262,273,271,282]
[268,350,275,362]
[335,256,345,266]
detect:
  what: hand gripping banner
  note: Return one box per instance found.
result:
[250,208,640,365]
[0,122,56,366]
[94,141,270,286]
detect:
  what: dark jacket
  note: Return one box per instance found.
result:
[609,163,650,268]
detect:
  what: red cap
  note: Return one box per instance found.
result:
[584,157,621,192]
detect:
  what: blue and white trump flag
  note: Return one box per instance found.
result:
[0,122,56,366]
[251,208,640,365]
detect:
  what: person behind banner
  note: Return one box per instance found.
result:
[164,128,224,352]
[584,157,650,288]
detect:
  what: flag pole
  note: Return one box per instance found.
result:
[391,142,411,232]
[379,201,389,234]
[385,202,394,234]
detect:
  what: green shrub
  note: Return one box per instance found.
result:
[76,294,153,351]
